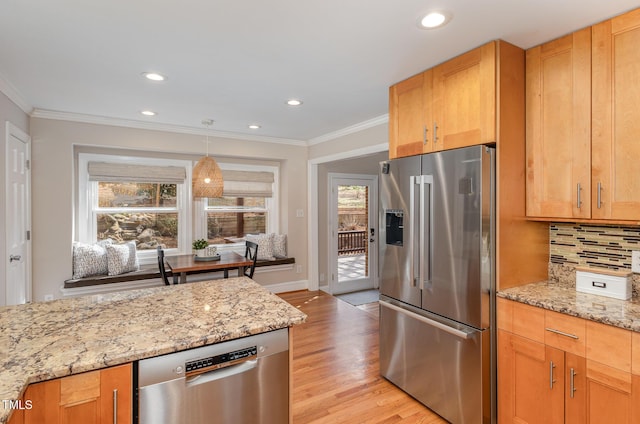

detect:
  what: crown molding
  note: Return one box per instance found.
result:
[0,73,32,114]
[307,114,388,146]
[30,109,308,146]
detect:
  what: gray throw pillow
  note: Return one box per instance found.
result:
[105,241,140,276]
[72,239,112,279]
[245,233,275,260]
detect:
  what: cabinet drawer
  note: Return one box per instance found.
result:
[497,297,513,332]
[586,321,632,373]
[633,332,640,376]
[512,301,545,343]
[587,359,632,394]
[544,310,586,356]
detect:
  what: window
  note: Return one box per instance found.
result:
[77,154,192,263]
[197,164,279,245]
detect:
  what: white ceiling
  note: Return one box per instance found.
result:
[1,0,639,144]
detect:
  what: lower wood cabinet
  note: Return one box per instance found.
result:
[498,298,640,423]
[15,363,132,424]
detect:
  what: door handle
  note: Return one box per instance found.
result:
[9,255,21,263]
[380,300,472,339]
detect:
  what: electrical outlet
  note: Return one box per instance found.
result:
[632,251,640,273]
[296,209,304,218]
[296,265,303,274]
[44,294,54,301]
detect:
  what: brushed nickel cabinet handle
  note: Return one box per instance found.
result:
[570,368,577,399]
[423,125,428,144]
[597,182,602,209]
[545,327,579,339]
[550,361,556,389]
[576,183,582,209]
[433,123,438,144]
[113,389,118,424]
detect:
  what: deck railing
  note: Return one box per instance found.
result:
[337,230,367,255]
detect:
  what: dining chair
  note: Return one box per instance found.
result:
[244,240,258,278]
[156,246,171,285]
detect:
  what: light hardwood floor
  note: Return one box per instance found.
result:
[278,290,447,424]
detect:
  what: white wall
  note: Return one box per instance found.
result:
[29,118,308,300]
[0,91,29,305]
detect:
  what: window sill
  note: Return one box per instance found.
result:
[63,258,296,289]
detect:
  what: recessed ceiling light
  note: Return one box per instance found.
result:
[141,110,156,116]
[248,124,261,129]
[418,11,452,29]
[142,72,166,82]
[286,99,303,106]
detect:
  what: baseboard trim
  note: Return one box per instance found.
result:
[265,279,308,294]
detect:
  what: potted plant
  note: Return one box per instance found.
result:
[192,239,209,257]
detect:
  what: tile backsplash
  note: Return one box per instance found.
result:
[549,223,640,295]
[550,223,640,270]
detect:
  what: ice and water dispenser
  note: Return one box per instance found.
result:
[385,209,404,246]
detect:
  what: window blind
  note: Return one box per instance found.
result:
[88,161,187,183]
[222,170,274,197]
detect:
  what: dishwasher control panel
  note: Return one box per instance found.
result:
[185,346,257,375]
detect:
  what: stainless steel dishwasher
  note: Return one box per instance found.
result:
[137,328,289,424]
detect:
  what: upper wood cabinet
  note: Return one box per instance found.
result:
[388,70,435,158]
[389,40,516,159]
[432,41,496,150]
[526,7,640,222]
[592,9,640,221]
[525,28,591,219]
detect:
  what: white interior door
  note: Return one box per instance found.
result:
[329,173,378,295]
[5,122,31,305]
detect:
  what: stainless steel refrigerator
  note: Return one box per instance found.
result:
[379,145,495,424]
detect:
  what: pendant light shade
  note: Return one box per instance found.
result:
[193,119,224,198]
[192,156,223,198]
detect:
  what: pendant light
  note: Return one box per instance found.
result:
[192,119,223,198]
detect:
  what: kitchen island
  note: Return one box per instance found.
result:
[0,277,306,423]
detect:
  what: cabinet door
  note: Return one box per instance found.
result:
[59,370,101,424]
[592,9,640,220]
[100,364,132,424]
[526,29,591,219]
[498,330,564,424]
[585,360,633,423]
[565,353,586,424]
[432,42,496,150]
[389,71,431,158]
[24,380,60,424]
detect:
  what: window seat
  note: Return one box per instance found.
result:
[63,257,295,288]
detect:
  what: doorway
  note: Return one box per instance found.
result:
[328,173,378,295]
[4,122,31,305]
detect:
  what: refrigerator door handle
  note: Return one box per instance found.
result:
[418,175,433,289]
[409,176,419,287]
[380,300,472,340]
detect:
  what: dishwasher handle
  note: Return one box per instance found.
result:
[186,359,258,387]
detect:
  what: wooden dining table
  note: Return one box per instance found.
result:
[164,251,253,284]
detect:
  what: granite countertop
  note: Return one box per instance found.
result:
[0,277,306,423]
[498,281,640,332]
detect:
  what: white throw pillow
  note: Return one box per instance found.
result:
[272,234,287,258]
[105,241,140,276]
[245,233,275,260]
[72,239,112,279]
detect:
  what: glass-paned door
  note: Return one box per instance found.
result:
[329,174,378,294]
